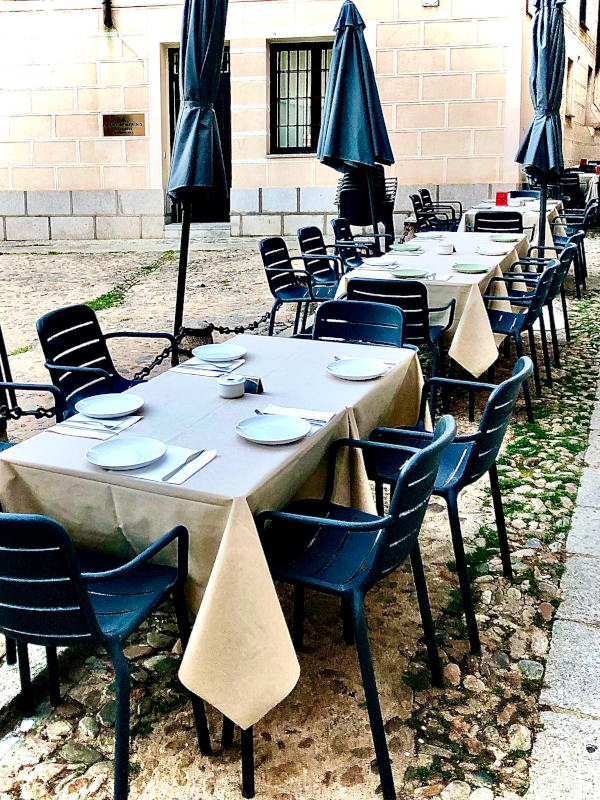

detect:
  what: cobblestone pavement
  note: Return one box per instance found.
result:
[0,238,599,800]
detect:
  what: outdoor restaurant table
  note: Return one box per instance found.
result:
[0,334,425,729]
[576,171,599,202]
[458,199,564,244]
[337,232,528,377]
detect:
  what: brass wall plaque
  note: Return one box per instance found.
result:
[102,113,145,137]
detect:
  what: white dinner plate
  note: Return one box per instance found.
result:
[75,393,144,419]
[236,415,311,446]
[327,357,388,381]
[363,255,398,267]
[192,343,247,362]
[415,232,444,239]
[86,436,167,470]
[476,246,511,256]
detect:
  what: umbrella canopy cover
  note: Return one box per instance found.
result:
[317,1,393,172]
[167,0,229,203]
[516,0,565,181]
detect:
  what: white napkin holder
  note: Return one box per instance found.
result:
[217,374,245,398]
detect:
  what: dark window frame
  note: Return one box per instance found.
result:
[269,41,333,155]
[580,0,587,29]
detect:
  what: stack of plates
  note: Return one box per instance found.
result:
[452,264,488,274]
[327,358,388,381]
[392,267,430,279]
[192,343,247,362]
[392,242,424,254]
[490,234,522,243]
[415,232,444,240]
[476,245,511,256]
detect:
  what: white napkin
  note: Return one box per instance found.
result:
[124,446,216,484]
[172,358,245,377]
[48,425,113,440]
[262,404,335,435]
[48,414,141,440]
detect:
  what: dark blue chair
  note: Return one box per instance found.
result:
[551,200,598,296]
[509,190,540,199]
[296,226,343,284]
[312,300,407,348]
[0,515,211,800]
[256,416,457,800]
[368,358,533,655]
[472,211,535,240]
[483,262,557,422]
[419,188,462,231]
[410,193,452,232]
[330,217,385,270]
[259,237,338,336]
[346,278,455,376]
[36,305,177,418]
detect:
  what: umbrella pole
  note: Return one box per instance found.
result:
[366,168,381,256]
[174,202,191,338]
[538,179,547,249]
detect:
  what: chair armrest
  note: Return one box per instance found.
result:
[0,381,65,422]
[371,425,481,447]
[265,266,317,299]
[527,245,560,256]
[483,294,530,304]
[82,525,188,584]
[45,362,113,383]
[256,508,392,534]
[428,298,456,330]
[299,252,343,280]
[104,331,178,367]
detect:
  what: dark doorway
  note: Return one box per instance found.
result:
[167,45,231,223]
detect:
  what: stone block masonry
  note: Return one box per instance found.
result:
[0,190,164,240]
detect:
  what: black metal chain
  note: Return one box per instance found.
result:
[132,310,272,380]
[0,404,57,422]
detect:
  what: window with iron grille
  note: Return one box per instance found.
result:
[269,42,333,154]
[580,0,587,28]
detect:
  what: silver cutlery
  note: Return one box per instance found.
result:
[161,450,205,482]
[255,408,327,426]
[67,419,123,430]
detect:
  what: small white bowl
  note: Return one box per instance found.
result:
[217,374,245,398]
[436,241,454,255]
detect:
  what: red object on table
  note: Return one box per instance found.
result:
[580,158,588,167]
[596,165,600,175]
[496,191,508,206]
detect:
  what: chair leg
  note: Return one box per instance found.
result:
[173,588,212,755]
[17,642,33,716]
[515,334,533,422]
[538,313,553,387]
[222,717,235,748]
[5,636,16,666]
[241,726,255,799]
[527,327,542,397]
[341,597,354,646]
[350,594,395,800]
[300,302,309,334]
[293,303,302,335]
[46,646,61,706]
[106,644,131,800]
[268,300,280,337]
[445,492,481,654]
[293,584,305,650]
[375,481,385,516]
[503,336,511,359]
[560,285,571,342]
[409,544,442,687]
[547,302,560,368]
[489,464,513,581]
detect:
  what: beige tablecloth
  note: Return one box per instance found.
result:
[577,171,599,202]
[0,334,425,729]
[337,232,528,377]
[459,200,563,245]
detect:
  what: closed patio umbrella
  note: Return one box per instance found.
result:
[516,0,565,247]
[167,0,229,337]
[317,1,394,254]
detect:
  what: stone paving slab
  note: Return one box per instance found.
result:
[566,506,600,556]
[574,467,600,508]
[526,711,600,800]
[557,555,600,624]
[540,619,600,716]
[585,429,600,468]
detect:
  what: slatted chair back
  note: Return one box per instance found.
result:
[37,305,115,405]
[580,199,599,232]
[473,211,524,233]
[376,415,456,576]
[330,217,362,264]
[510,190,540,199]
[559,173,586,208]
[312,300,405,348]
[418,188,435,210]
[0,514,103,648]
[297,226,338,283]
[0,323,16,422]
[346,278,430,347]
[520,262,557,327]
[461,358,533,485]
[548,243,578,302]
[410,193,431,230]
[259,236,306,302]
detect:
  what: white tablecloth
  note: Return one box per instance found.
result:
[459,200,564,245]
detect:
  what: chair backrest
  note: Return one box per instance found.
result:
[581,199,599,231]
[462,358,533,484]
[37,304,115,406]
[521,261,557,326]
[297,226,336,282]
[330,218,361,264]
[473,211,524,233]
[510,190,540,199]
[410,193,428,228]
[560,173,586,208]
[0,513,103,647]
[376,415,456,576]
[259,236,305,301]
[346,278,431,346]
[419,188,434,209]
[548,243,578,301]
[0,323,16,420]
[312,300,405,347]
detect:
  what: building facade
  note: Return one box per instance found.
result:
[0,0,598,241]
